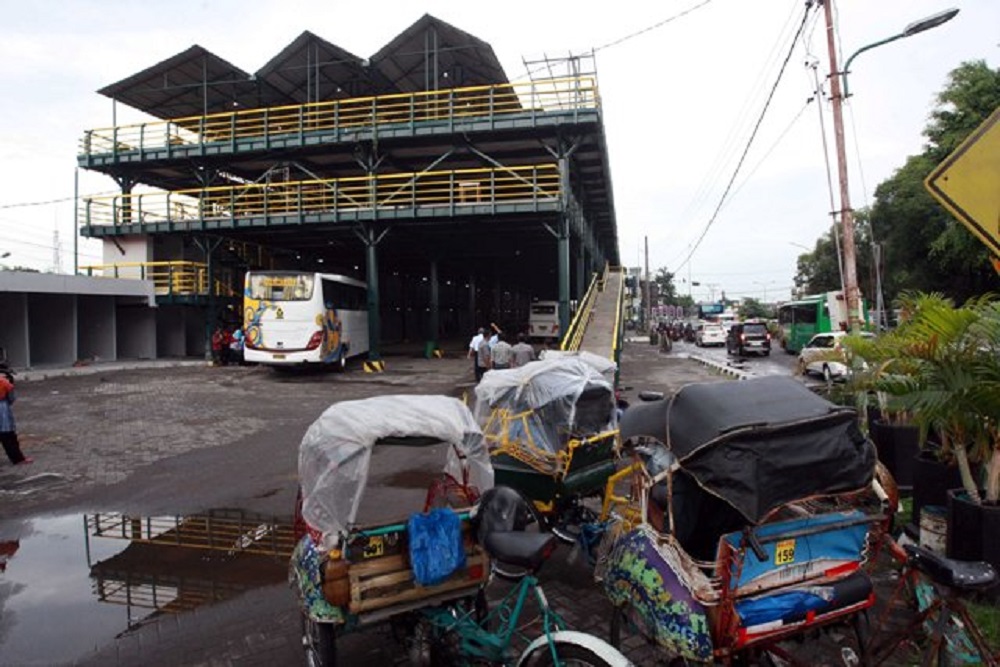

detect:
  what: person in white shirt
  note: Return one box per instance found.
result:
[468,327,486,381]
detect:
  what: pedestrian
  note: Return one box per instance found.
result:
[230,327,245,365]
[490,332,513,370]
[211,325,226,366]
[468,327,486,381]
[511,333,536,367]
[0,363,32,466]
[488,323,501,350]
[474,331,492,382]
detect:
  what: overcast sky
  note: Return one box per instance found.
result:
[1,0,997,303]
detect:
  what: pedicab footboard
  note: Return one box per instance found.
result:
[714,510,879,651]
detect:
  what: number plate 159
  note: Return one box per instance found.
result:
[774,539,796,565]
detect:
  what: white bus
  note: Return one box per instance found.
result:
[528,300,561,342]
[243,271,369,368]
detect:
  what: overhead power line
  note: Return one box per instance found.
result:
[674,3,815,275]
[593,0,714,53]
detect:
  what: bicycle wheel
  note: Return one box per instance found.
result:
[302,615,337,667]
[520,636,629,666]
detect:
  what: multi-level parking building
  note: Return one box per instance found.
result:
[77,14,618,358]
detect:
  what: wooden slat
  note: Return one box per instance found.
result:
[349,552,489,614]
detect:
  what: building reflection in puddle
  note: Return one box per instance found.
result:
[0,510,295,664]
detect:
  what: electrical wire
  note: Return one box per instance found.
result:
[671,0,808,257]
[513,0,716,82]
[0,190,118,210]
[673,3,815,275]
[592,0,714,53]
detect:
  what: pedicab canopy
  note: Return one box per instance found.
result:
[621,376,875,525]
[298,394,493,550]
[472,354,617,454]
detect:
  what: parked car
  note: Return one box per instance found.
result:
[695,323,726,347]
[797,331,874,382]
[726,321,771,357]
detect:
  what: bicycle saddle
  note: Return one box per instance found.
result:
[484,530,558,573]
[904,543,997,591]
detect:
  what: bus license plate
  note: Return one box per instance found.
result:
[363,536,384,559]
[272,353,286,360]
[774,539,796,565]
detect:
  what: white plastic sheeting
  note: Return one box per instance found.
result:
[298,394,493,550]
[473,354,617,455]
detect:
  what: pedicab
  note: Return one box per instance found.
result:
[291,394,631,666]
[596,376,890,664]
[473,351,621,542]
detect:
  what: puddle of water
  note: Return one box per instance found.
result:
[0,512,292,665]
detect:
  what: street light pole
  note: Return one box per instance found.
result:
[821,2,958,332]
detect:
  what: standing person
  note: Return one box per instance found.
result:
[0,364,31,465]
[488,323,501,350]
[474,331,492,382]
[211,325,225,366]
[511,333,536,367]
[490,332,513,370]
[468,327,486,381]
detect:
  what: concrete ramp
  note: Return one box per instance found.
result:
[570,267,624,362]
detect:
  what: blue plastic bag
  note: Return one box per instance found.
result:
[408,508,466,586]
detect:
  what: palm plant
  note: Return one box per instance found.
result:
[847,292,1000,504]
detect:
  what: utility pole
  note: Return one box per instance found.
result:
[822,0,861,332]
[644,236,652,329]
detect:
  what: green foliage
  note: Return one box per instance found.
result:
[801,61,1000,305]
[844,292,1000,503]
[739,297,771,320]
[794,213,874,298]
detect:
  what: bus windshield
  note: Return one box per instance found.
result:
[247,273,315,301]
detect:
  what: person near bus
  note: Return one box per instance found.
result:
[0,363,31,465]
[490,332,513,370]
[511,333,536,367]
[468,327,487,381]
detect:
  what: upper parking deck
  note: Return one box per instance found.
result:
[79,76,601,168]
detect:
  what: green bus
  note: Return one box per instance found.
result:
[777,291,869,353]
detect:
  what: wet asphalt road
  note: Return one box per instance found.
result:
[0,339,852,666]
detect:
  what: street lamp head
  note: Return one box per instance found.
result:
[902,8,959,37]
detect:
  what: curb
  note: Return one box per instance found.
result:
[683,353,752,380]
[14,359,209,382]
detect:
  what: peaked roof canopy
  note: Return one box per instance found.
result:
[97,15,510,119]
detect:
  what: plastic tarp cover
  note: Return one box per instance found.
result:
[298,394,493,550]
[473,354,616,455]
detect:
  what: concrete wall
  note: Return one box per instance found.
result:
[186,308,207,357]
[78,295,116,362]
[0,292,28,367]
[102,236,153,279]
[27,293,77,366]
[116,301,156,359]
[156,305,189,357]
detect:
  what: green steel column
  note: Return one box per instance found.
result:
[366,236,381,360]
[558,216,571,336]
[427,260,439,357]
[468,274,477,329]
[557,156,572,336]
[575,242,586,301]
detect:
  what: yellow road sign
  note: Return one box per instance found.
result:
[925,105,1000,256]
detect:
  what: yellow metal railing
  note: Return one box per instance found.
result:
[79,260,236,297]
[560,264,606,352]
[79,165,560,229]
[609,265,626,363]
[79,76,599,156]
[87,511,297,558]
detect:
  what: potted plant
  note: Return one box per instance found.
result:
[850,293,1000,566]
